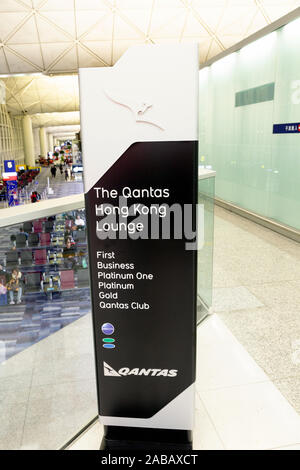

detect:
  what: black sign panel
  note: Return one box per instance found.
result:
[85,141,197,421]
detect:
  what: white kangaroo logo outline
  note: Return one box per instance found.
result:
[104,88,165,131]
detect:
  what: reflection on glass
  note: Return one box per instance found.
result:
[197,175,215,323]
[0,209,97,450]
[199,22,300,230]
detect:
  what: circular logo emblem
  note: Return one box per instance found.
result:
[101,323,114,335]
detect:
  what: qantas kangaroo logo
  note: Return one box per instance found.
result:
[103,362,121,377]
[103,88,165,131]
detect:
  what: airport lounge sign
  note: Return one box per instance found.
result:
[79,44,198,433]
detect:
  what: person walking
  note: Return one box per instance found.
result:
[30,191,40,203]
[51,165,56,178]
[31,191,38,203]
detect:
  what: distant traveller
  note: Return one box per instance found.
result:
[75,214,85,230]
[7,268,23,305]
[63,238,77,269]
[51,165,57,178]
[30,191,40,203]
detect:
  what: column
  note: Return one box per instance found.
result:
[48,133,54,154]
[39,126,47,157]
[33,127,40,161]
[22,115,35,167]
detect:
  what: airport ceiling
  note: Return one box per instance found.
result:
[44,124,80,134]
[1,0,300,74]
[30,110,80,127]
[0,0,299,122]
[4,74,79,116]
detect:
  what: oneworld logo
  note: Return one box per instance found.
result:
[103,362,178,377]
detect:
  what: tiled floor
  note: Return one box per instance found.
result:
[0,314,97,450]
[213,206,300,416]
[37,166,84,200]
[0,165,84,209]
[67,316,300,450]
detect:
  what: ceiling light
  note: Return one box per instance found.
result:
[0,72,43,78]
